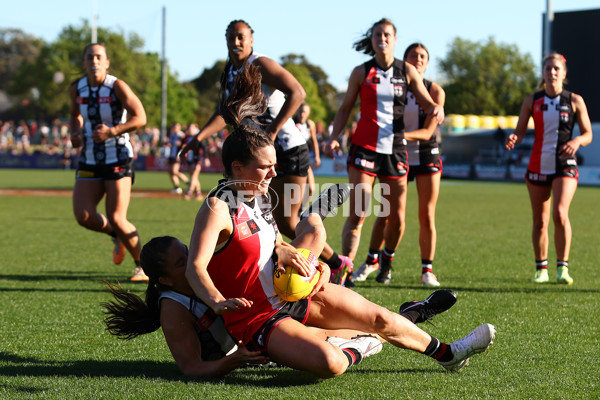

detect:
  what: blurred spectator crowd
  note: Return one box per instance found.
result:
[0,119,354,170]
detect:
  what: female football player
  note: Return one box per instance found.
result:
[505,52,592,284]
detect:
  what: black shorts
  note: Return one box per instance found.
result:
[275,143,310,178]
[408,158,443,182]
[246,298,310,354]
[347,144,408,179]
[525,166,578,186]
[76,159,135,182]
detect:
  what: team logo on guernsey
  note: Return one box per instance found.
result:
[394,85,403,97]
[559,105,570,123]
[391,77,405,97]
[237,219,261,239]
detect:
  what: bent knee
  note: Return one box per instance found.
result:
[73,209,93,226]
[372,308,397,331]
[316,349,349,378]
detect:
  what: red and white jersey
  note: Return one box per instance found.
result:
[404,79,440,166]
[206,181,284,344]
[529,90,576,175]
[352,58,408,155]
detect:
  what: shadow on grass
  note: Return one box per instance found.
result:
[0,351,320,388]
[354,281,600,294]
[0,272,126,282]
[0,272,148,293]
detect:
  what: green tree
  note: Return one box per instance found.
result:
[10,21,198,126]
[438,37,537,115]
[191,60,227,127]
[0,29,44,92]
[281,54,337,123]
[283,63,326,123]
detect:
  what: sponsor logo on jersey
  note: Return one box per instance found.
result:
[390,77,405,85]
[560,112,569,123]
[371,76,381,84]
[98,96,113,104]
[355,157,375,170]
[528,172,547,182]
[541,104,549,111]
[76,97,89,104]
[262,212,274,223]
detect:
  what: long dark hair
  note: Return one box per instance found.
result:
[102,236,177,340]
[353,18,397,56]
[219,63,272,179]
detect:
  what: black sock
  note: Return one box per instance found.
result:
[135,260,140,267]
[424,336,453,362]
[557,260,568,268]
[326,252,342,270]
[535,259,548,270]
[341,348,363,367]
[108,230,117,238]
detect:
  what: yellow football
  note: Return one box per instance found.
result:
[273,248,321,302]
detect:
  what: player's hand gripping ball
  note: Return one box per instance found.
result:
[273,248,321,302]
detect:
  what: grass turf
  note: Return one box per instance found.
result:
[0,169,598,399]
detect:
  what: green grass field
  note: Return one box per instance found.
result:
[0,169,598,399]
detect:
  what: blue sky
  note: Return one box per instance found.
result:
[3,0,599,89]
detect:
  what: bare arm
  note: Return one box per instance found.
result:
[404,82,446,142]
[161,300,268,378]
[325,65,364,157]
[255,57,306,141]
[406,63,444,125]
[560,93,593,157]
[68,83,83,148]
[308,119,321,166]
[185,198,253,314]
[505,94,534,150]
[93,79,147,142]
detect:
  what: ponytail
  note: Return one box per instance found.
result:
[102,236,177,340]
[219,63,273,179]
[219,63,267,128]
